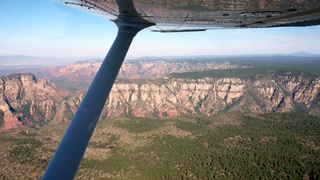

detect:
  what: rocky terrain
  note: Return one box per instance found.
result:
[1,62,320,131]
[1,58,319,179]
[0,73,61,131]
[38,60,242,81]
[59,70,320,120]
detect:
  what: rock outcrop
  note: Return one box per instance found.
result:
[2,70,319,131]
[0,73,61,131]
[57,71,320,121]
[38,60,243,81]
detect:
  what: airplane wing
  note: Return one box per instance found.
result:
[56,0,320,32]
[43,1,320,179]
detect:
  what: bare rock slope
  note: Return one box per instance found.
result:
[1,69,319,131]
[0,73,61,131]
[38,60,241,81]
[59,71,320,121]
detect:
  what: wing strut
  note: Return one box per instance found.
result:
[42,21,152,179]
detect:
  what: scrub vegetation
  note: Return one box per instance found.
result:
[170,67,319,80]
[0,112,319,179]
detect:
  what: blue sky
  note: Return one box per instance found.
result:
[1,0,320,59]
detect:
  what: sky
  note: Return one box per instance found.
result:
[1,0,320,59]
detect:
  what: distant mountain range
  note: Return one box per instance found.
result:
[287,51,320,57]
[1,52,319,67]
[0,55,82,67]
[135,52,320,60]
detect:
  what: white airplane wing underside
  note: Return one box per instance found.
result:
[56,0,320,32]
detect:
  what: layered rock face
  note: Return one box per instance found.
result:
[59,72,320,120]
[0,74,60,131]
[2,70,319,131]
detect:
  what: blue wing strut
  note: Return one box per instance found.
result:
[42,21,152,179]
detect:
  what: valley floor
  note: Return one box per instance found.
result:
[0,112,319,179]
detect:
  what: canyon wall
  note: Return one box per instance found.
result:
[0,74,61,131]
[59,71,320,121]
[1,70,319,131]
[38,60,242,81]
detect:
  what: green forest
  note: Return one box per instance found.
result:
[0,112,319,179]
[170,67,319,80]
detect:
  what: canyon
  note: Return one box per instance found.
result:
[0,73,61,130]
[1,60,319,131]
[62,70,320,119]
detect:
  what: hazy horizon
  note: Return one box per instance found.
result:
[1,0,320,59]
